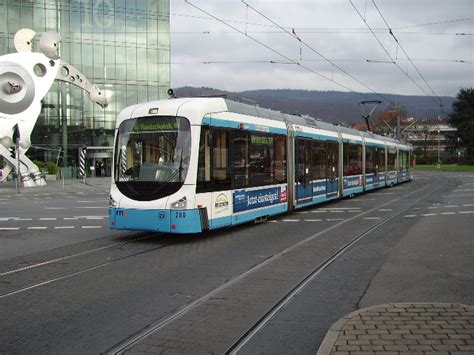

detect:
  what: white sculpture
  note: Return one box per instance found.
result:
[0,29,107,186]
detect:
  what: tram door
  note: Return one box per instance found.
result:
[296,139,313,204]
[326,142,339,197]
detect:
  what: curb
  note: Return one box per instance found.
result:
[316,302,474,355]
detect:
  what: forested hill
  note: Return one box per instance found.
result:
[175,86,454,125]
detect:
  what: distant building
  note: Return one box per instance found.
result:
[0,0,170,176]
[352,116,458,164]
[403,118,457,164]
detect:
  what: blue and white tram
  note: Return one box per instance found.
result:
[108,98,412,234]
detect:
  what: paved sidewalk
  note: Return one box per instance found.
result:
[317,303,474,354]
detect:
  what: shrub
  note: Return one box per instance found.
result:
[33,160,45,171]
[45,161,59,175]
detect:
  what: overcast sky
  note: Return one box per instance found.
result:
[170,0,473,98]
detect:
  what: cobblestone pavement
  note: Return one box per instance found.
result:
[317,303,474,355]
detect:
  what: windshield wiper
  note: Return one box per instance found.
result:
[149,154,188,195]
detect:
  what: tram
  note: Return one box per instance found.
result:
[108,97,412,233]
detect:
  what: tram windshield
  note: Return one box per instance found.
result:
[114,116,191,201]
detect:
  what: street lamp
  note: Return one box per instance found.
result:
[437,129,441,168]
[437,115,441,168]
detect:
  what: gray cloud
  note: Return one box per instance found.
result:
[171,0,474,97]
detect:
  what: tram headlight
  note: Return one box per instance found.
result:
[170,196,187,209]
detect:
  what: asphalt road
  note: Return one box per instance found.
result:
[0,171,473,354]
[0,189,114,260]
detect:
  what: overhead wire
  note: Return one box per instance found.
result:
[184,0,375,100]
[173,11,474,32]
[170,30,472,36]
[241,0,389,102]
[348,0,444,109]
[393,17,474,30]
[371,0,444,111]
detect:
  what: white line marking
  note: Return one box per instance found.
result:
[0,227,20,230]
[74,216,108,219]
[81,225,102,229]
[404,215,417,218]
[421,213,437,217]
[463,204,474,207]
[63,217,79,220]
[16,218,32,221]
[39,218,57,221]
[443,194,474,198]
[427,206,438,209]
[27,227,48,230]
[364,217,381,220]
[458,211,474,214]
[54,226,75,229]
[45,207,66,210]
[320,207,361,210]
[326,218,345,221]
[378,208,393,212]
[304,219,322,222]
[0,217,19,221]
[282,219,300,222]
[267,220,278,223]
[440,212,455,215]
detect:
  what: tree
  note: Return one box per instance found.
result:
[449,88,474,164]
[372,102,409,137]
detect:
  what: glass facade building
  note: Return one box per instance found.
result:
[0,0,170,175]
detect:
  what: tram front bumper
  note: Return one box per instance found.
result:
[108,208,203,234]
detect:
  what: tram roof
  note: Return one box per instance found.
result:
[224,98,339,133]
[222,98,412,146]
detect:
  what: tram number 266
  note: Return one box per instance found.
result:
[175,211,186,219]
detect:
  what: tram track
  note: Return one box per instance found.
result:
[0,232,160,277]
[0,232,179,299]
[226,177,450,354]
[108,177,445,354]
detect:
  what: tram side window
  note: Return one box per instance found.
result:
[249,134,275,186]
[233,131,250,188]
[274,136,287,183]
[378,148,386,172]
[297,139,326,183]
[197,127,231,192]
[312,141,326,180]
[399,151,409,170]
[387,148,397,171]
[366,146,376,174]
[234,131,286,188]
[297,139,311,185]
[343,143,363,176]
